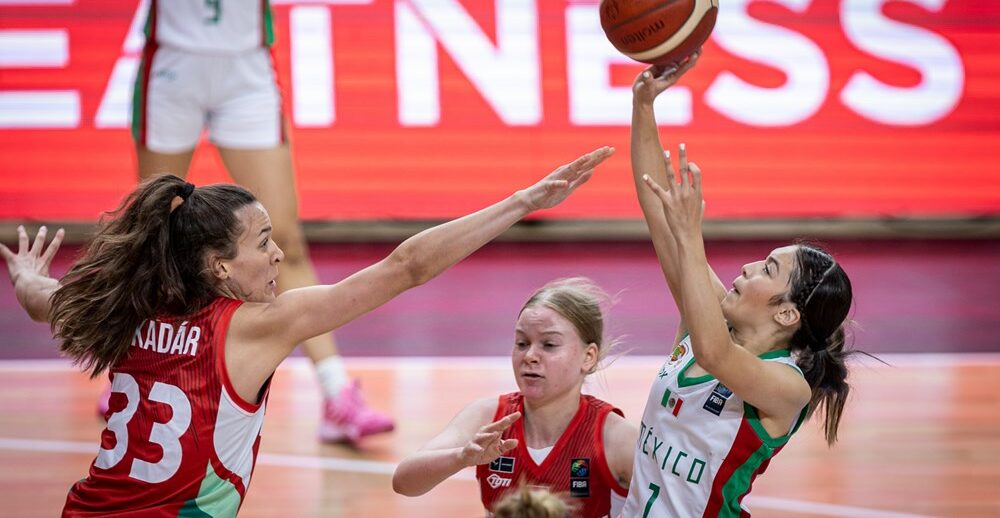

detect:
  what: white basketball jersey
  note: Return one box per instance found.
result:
[622,336,807,517]
[145,0,274,54]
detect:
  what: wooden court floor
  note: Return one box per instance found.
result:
[1,355,998,518]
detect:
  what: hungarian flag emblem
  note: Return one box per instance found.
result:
[661,387,684,416]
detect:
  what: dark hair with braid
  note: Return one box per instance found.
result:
[786,243,858,445]
[50,175,257,377]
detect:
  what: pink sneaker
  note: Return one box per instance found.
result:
[96,383,111,420]
[319,381,395,445]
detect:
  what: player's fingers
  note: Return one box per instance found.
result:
[0,243,14,263]
[473,431,499,447]
[663,150,676,186]
[586,146,614,170]
[482,412,522,433]
[655,65,679,82]
[680,50,701,73]
[30,226,47,255]
[690,162,702,192]
[642,174,670,203]
[567,170,594,191]
[40,228,64,265]
[678,143,690,188]
[17,226,28,254]
[500,438,519,453]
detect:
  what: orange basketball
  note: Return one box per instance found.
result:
[600,0,719,66]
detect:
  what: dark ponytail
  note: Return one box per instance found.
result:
[787,244,859,445]
[50,175,256,377]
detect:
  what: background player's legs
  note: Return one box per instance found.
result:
[217,144,394,444]
[136,145,196,180]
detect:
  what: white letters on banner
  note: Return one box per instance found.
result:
[705,0,829,126]
[2,0,966,130]
[840,0,963,126]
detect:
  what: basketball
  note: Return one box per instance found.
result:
[600,0,719,66]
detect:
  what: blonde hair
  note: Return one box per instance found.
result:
[493,484,574,518]
[519,277,617,373]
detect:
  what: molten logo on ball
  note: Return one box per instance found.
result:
[600,0,719,66]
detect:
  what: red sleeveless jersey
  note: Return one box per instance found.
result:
[476,393,628,518]
[63,297,271,517]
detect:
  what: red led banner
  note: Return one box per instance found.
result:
[1,0,997,221]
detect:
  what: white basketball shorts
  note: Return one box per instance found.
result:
[131,45,284,153]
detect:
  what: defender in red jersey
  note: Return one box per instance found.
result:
[393,279,637,518]
[2,147,613,516]
[125,0,393,445]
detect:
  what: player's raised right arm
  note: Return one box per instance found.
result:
[393,398,519,497]
[631,57,700,315]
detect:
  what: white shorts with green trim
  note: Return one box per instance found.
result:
[132,46,283,153]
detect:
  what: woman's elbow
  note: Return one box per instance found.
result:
[388,246,433,288]
[391,470,425,497]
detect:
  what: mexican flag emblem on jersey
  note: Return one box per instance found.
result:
[660,388,683,417]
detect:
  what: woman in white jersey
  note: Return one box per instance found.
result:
[621,54,858,517]
[126,0,388,443]
[2,147,612,516]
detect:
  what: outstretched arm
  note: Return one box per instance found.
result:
[227,147,614,398]
[393,398,520,496]
[1,226,64,323]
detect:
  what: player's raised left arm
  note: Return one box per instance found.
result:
[1,225,64,323]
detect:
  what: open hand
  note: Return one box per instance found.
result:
[641,144,704,235]
[632,49,702,106]
[459,412,521,467]
[517,147,614,211]
[0,225,64,287]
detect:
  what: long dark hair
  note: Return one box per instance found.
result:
[786,243,859,445]
[50,175,256,377]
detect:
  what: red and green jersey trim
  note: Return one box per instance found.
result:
[702,401,808,517]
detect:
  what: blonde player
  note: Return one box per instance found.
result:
[125,0,388,443]
[622,55,859,516]
[393,278,637,518]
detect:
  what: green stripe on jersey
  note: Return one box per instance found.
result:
[262,0,275,47]
[143,2,154,40]
[717,442,773,518]
[130,53,147,142]
[178,464,241,518]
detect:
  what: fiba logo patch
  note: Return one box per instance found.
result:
[702,382,733,416]
[486,473,512,489]
[569,458,590,497]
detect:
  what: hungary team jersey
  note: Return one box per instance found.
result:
[622,336,808,518]
[143,0,275,54]
[63,297,270,517]
[476,393,628,518]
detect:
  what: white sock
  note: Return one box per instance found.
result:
[314,356,351,397]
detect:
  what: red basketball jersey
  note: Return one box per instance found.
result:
[63,297,271,517]
[476,393,628,518]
